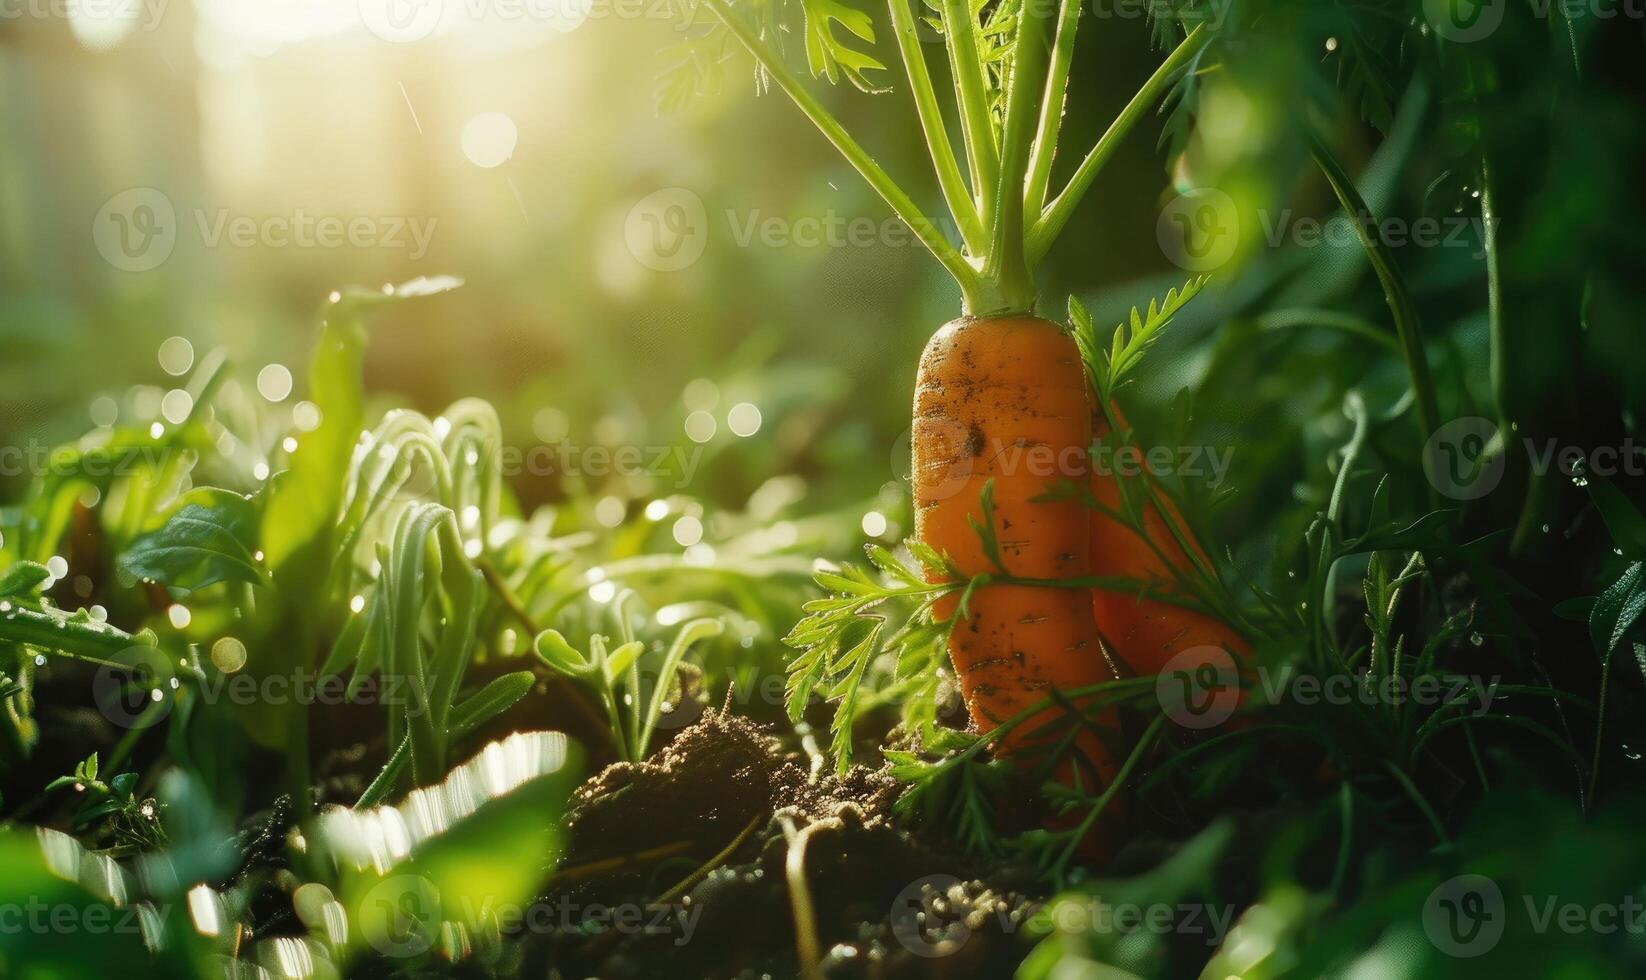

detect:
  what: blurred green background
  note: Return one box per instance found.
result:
[0,2,1268,539]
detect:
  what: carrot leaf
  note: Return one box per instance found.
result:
[782,543,958,771]
[1070,275,1208,402]
[799,0,889,92]
[965,478,1009,574]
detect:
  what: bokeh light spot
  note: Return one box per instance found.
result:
[462,112,518,169]
[727,402,762,437]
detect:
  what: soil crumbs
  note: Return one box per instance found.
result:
[518,711,1044,979]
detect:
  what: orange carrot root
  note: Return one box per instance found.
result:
[1088,409,1250,677]
[913,315,1121,792]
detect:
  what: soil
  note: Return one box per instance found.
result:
[518,711,1048,979]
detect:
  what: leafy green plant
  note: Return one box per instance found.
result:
[45,754,164,849]
[665,0,1212,315]
[534,599,724,763]
[1071,276,1208,404]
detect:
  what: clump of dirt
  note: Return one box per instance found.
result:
[556,709,886,873]
[518,711,1046,979]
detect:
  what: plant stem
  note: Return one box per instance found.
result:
[702,0,993,310]
[888,0,984,254]
[1308,132,1442,473]
[478,557,619,742]
[982,0,1056,313]
[781,817,825,980]
[477,557,539,633]
[356,735,410,808]
[653,812,763,905]
[1255,308,1404,352]
[637,618,723,759]
[1023,0,1083,219]
[940,0,999,230]
[1052,715,1165,877]
[0,607,149,663]
[1383,761,1449,843]
[1031,25,1210,262]
[1588,642,1615,804]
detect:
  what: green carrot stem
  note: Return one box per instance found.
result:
[888,0,984,253]
[940,0,1000,227]
[1031,25,1210,263]
[701,0,995,310]
[1308,132,1442,464]
[981,0,1057,312]
[1023,0,1084,218]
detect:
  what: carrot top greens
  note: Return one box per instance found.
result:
[671,0,1214,316]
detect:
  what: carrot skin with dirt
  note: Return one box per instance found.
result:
[913,315,1120,788]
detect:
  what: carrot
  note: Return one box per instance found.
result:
[914,314,1121,789]
[706,0,1215,848]
[1087,408,1249,677]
